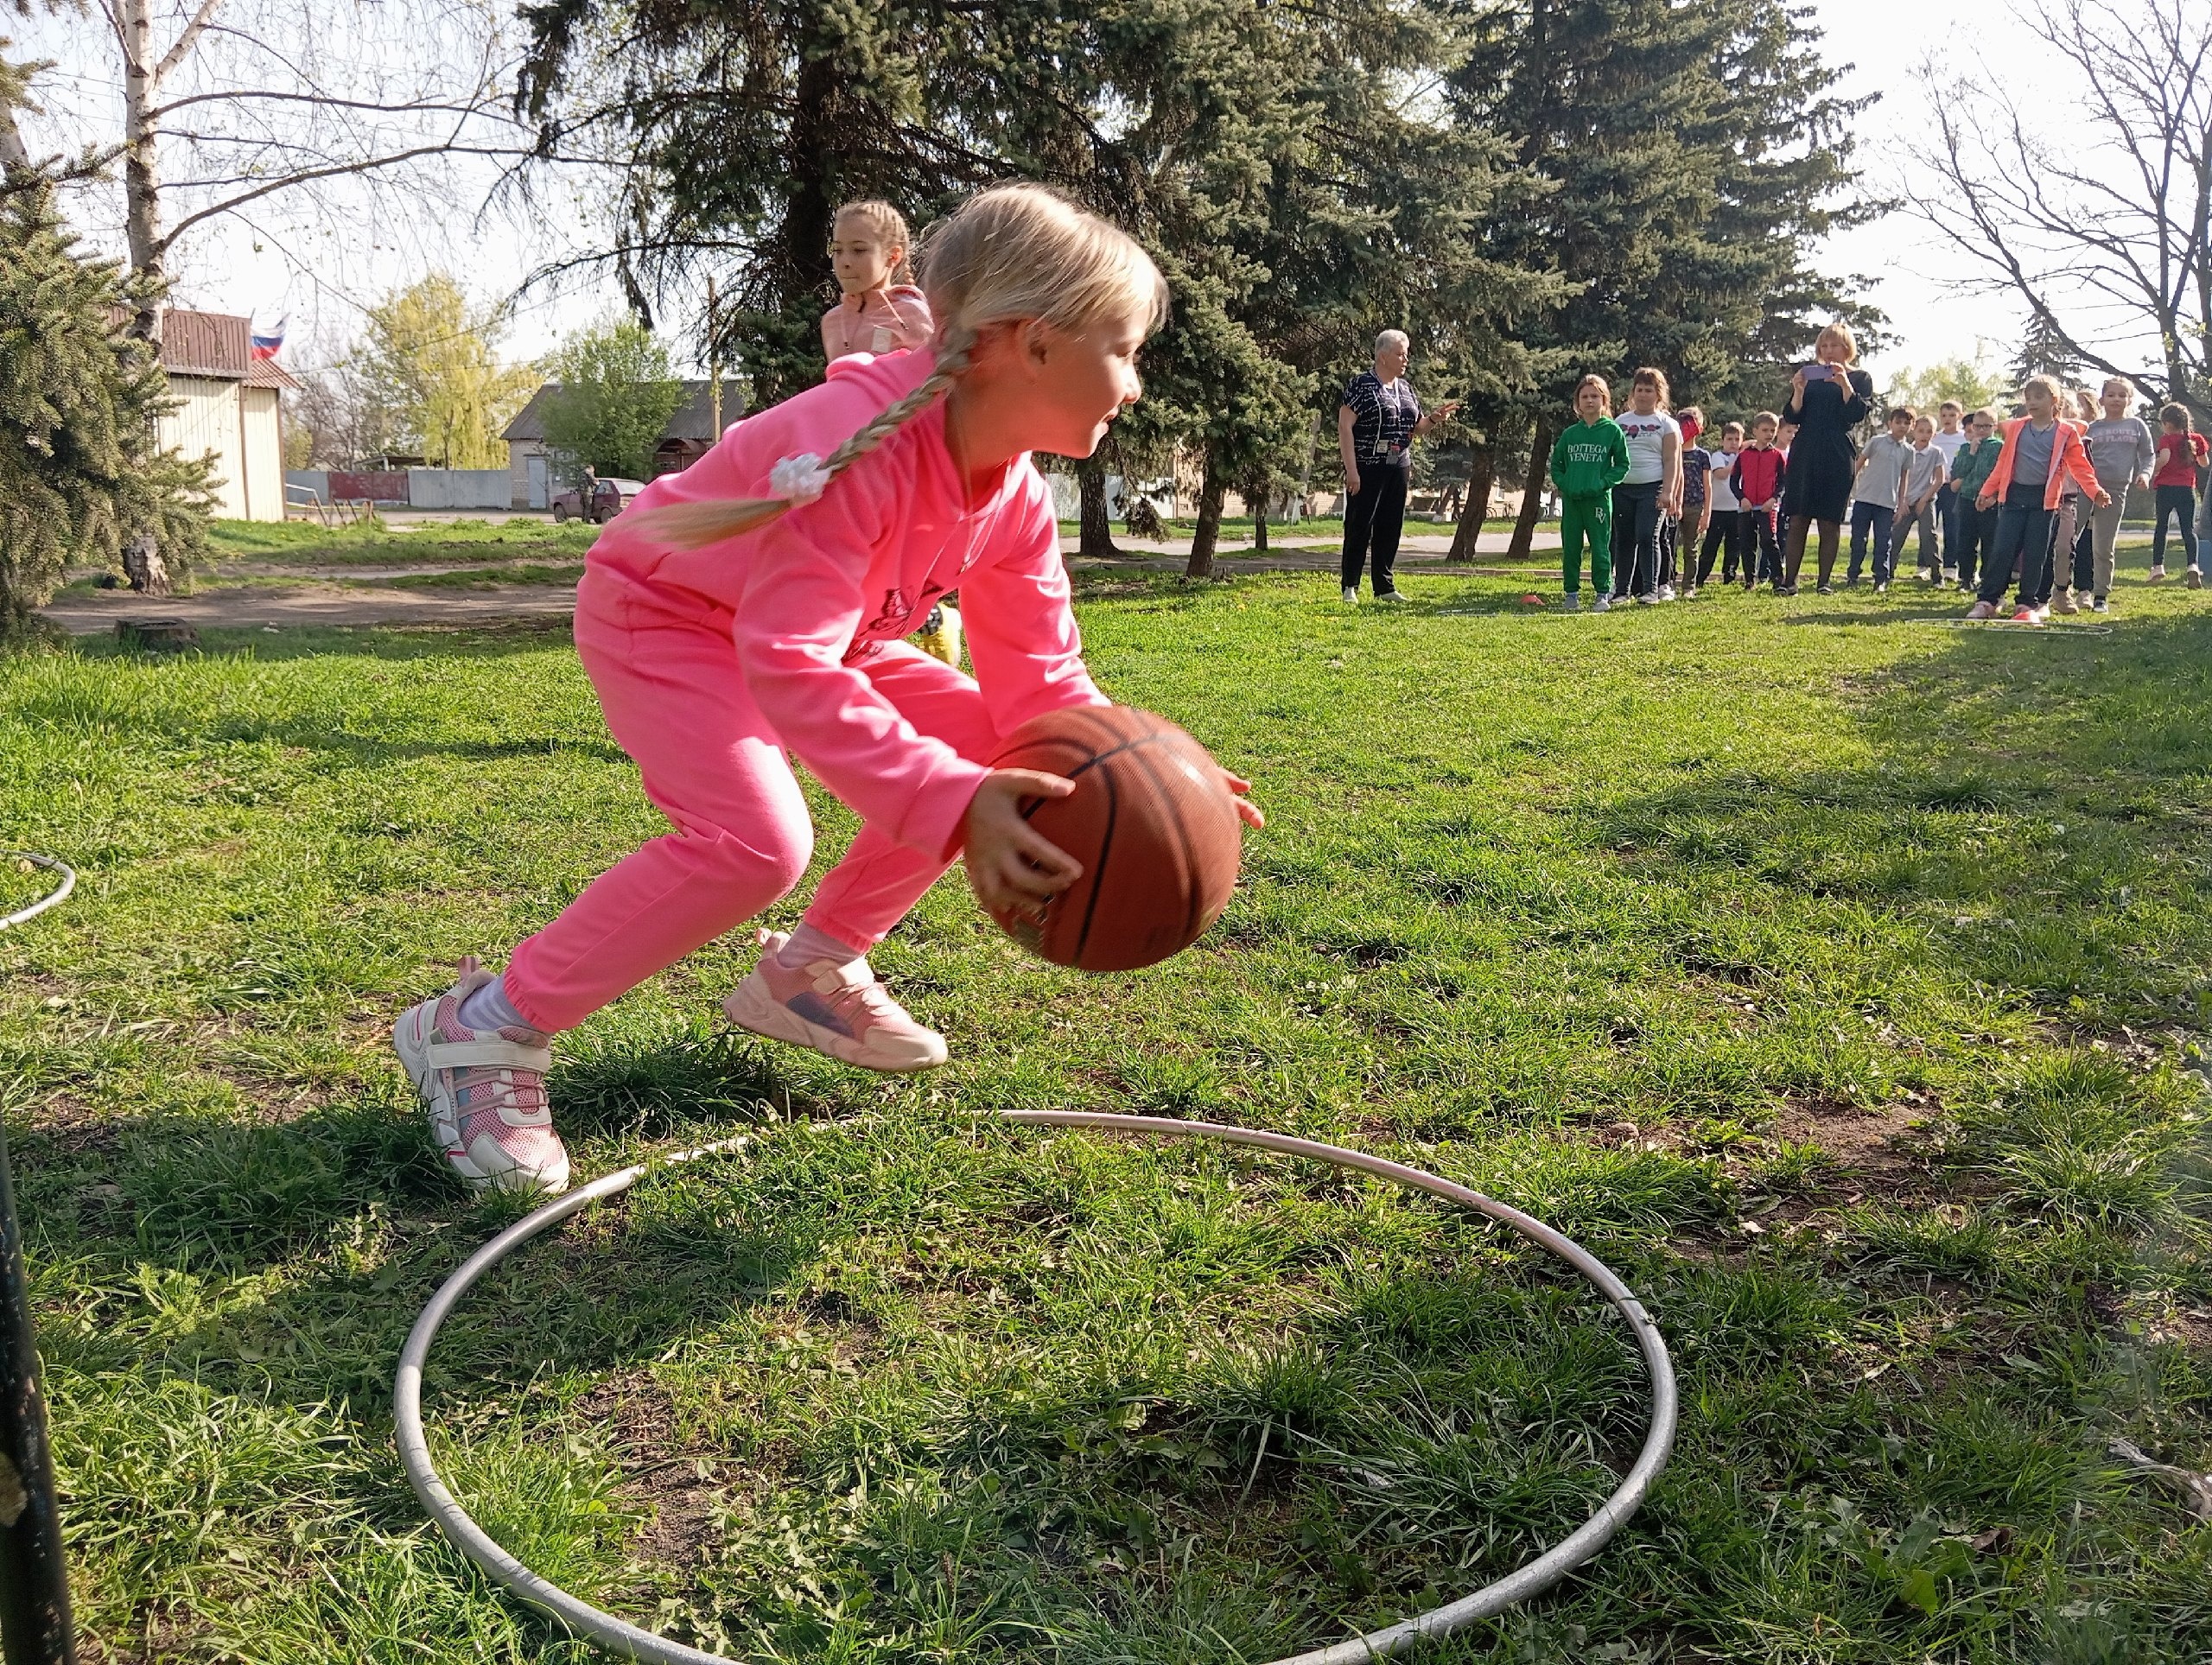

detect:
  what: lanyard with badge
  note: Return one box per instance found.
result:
[1370,381,1412,461]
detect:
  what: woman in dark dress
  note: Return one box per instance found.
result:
[1779,322,1875,594]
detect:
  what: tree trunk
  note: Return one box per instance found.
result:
[781,53,842,303]
[1447,435,1497,562]
[1185,461,1226,579]
[1507,417,1552,561]
[1077,454,1119,559]
[1253,489,1268,554]
[123,532,172,596]
[118,0,163,339]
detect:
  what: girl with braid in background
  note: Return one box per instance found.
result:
[392,185,1262,1197]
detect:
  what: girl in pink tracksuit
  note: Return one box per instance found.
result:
[393,186,1262,1196]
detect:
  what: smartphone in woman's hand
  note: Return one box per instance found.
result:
[1799,362,1835,384]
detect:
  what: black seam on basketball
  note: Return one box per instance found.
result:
[1070,759,1118,964]
[1116,735,1205,949]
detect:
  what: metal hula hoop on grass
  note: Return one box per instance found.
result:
[1,853,75,931]
[397,1109,1678,1665]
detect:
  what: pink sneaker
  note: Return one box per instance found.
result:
[2012,606,2042,625]
[393,959,569,1195]
[723,931,948,1072]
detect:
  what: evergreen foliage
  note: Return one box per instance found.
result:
[511,0,1874,559]
[1442,0,1879,549]
[2007,310,2082,391]
[0,172,212,628]
[539,317,685,481]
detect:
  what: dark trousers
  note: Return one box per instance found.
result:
[2031,497,2084,604]
[2151,483,2200,570]
[1953,499,1995,590]
[1609,480,1662,597]
[1703,509,1746,583]
[1341,463,1409,594]
[1847,500,1895,582]
[1977,486,2056,606]
[1936,483,1960,567]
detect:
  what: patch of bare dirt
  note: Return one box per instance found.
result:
[1767,1093,1930,1191]
[577,1373,729,1575]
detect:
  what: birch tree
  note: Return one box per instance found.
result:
[59,0,531,340]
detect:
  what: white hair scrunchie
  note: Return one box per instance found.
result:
[769,453,833,505]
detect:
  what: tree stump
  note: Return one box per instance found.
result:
[116,619,199,651]
[122,532,173,596]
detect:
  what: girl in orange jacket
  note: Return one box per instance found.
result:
[1967,375,2109,622]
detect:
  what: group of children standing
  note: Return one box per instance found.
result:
[1549,358,2210,621]
[1551,370,1796,609]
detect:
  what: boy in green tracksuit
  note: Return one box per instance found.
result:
[1549,375,1633,612]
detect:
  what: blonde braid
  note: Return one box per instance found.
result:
[636,327,973,551]
[632,183,1167,554]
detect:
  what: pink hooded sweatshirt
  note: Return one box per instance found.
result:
[586,348,1106,861]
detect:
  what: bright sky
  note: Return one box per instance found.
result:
[13,0,2076,383]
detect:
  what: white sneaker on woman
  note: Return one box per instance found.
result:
[394,960,568,1195]
[1341,586,1360,604]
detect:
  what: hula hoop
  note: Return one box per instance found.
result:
[395,1110,1678,1665]
[0,854,75,931]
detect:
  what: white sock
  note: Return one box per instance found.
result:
[457,974,534,1034]
[776,923,867,971]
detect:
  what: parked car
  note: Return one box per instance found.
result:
[550,477,646,524]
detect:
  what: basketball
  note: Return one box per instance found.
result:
[977,705,1243,971]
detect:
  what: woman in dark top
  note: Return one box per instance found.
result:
[1779,321,1875,594]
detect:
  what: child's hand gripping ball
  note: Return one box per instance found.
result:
[966,706,1246,970]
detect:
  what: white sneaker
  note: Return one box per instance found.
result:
[1591,594,1611,613]
[2190,567,2204,589]
[1637,592,1660,606]
[1683,584,1699,599]
[1942,567,1959,584]
[1373,589,1407,603]
[1341,586,1360,604]
[1657,583,1677,602]
[1874,581,1889,594]
[1562,591,1581,612]
[394,960,569,1195]
[724,931,948,1072]
[2150,564,2167,582]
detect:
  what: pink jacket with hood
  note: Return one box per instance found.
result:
[586,347,1106,862]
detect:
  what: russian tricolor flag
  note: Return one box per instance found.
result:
[251,316,286,360]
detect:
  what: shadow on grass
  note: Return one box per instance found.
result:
[1589,605,2212,1020]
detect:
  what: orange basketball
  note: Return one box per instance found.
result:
[977,705,1243,971]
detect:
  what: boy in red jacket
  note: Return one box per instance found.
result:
[1730,412,1788,590]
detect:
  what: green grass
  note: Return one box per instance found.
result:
[4,571,2211,1662]
[207,518,599,569]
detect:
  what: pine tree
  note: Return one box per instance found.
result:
[1442,0,1877,552]
[0,97,213,630]
[2006,309,2081,391]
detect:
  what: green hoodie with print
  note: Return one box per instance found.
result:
[1549,416,1632,500]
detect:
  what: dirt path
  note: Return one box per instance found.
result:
[42,582,585,635]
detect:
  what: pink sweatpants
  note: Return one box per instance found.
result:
[501,583,997,1033]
